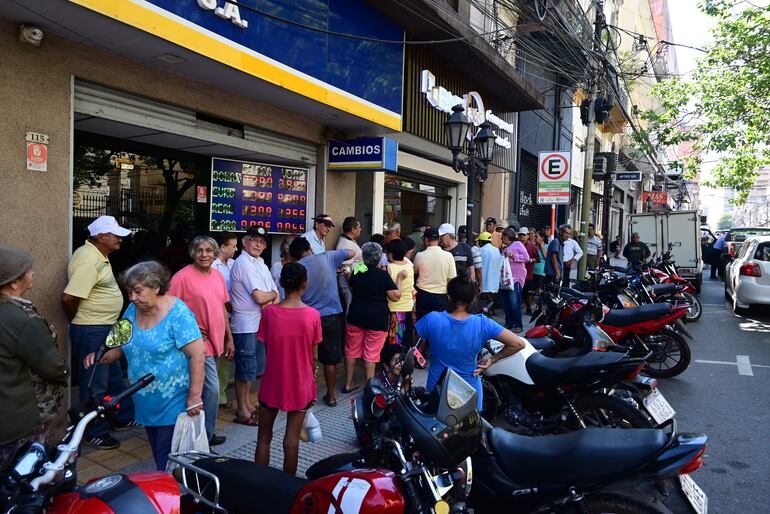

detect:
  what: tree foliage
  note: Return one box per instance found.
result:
[637,0,770,203]
[717,213,733,230]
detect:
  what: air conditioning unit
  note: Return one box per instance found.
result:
[592,152,618,181]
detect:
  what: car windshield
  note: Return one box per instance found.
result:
[730,229,770,242]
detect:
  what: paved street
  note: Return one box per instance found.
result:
[77,271,770,512]
[661,271,770,512]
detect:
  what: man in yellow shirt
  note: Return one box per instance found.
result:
[413,227,457,320]
[61,216,137,450]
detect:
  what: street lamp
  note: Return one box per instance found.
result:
[444,104,496,236]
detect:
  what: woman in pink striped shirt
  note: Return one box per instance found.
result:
[500,227,534,332]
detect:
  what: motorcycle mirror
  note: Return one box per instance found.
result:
[401,347,416,379]
[105,319,133,349]
[88,320,134,396]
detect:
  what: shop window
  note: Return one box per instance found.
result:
[72,135,207,275]
[384,173,450,233]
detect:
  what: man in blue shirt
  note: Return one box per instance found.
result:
[478,231,502,313]
[711,233,727,279]
[544,224,571,285]
[289,237,354,407]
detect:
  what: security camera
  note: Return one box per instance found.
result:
[19,25,44,46]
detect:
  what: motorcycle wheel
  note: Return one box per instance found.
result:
[571,394,654,429]
[641,328,692,379]
[681,291,702,322]
[560,493,662,514]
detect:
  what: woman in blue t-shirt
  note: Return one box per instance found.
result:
[416,277,525,411]
[84,261,205,471]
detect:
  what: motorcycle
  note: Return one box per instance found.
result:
[479,337,656,433]
[173,349,476,514]
[533,286,693,379]
[646,251,703,322]
[319,351,709,514]
[0,320,176,514]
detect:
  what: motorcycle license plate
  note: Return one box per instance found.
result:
[643,388,676,424]
[680,473,708,514]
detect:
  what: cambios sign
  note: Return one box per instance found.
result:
[327,137,398,172]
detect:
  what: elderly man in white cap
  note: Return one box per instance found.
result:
[61,216,137,450]
[437,223,476,283]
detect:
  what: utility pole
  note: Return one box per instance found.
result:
[577,0,605,281]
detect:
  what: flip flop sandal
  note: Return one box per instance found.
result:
[233,415,259,426]
[323,394,337,407]
[341,385,360,394]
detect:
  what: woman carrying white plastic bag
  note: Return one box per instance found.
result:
[254,261,322,475]
[299,410,322,444]
[166,409,210,472]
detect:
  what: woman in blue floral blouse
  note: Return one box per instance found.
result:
[85,260,205,470]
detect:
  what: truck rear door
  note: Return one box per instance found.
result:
[630,213,660,257]
[665,211,701,279]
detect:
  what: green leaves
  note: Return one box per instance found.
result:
[642,1,770,203]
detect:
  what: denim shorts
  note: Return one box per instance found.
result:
[233,332,265,381]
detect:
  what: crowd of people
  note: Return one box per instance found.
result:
[0,212,645,477]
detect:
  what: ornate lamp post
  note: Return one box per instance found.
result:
[444,104,496,234]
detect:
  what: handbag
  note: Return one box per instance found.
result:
[166,412,210,472]
[500,255,515,291]
[299,409,322,443]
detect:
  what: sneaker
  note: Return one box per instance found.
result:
[209,434,227,446]
[86,434,120,450]
[112,420,142,432]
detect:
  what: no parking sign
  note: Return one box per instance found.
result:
[537,151,571,205]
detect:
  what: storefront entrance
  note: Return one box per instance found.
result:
[383,172,451,232]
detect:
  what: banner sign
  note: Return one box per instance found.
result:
[209,157,308,233]
[71,0,404,130]
[616,171,642,182]
[643,191,674,209]
[537,151,572,205]
[328,137,398,171]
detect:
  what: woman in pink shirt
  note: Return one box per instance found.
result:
[255,262,321,475]
[500,227,533,333]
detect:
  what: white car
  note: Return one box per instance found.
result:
[725,235,770,313]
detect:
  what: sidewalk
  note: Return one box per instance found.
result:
[76,309,526,481]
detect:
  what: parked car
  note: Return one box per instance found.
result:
[720,227,770,277]
[724,235,770,313]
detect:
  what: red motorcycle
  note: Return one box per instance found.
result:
[1,321,473,514]
[646,253,703,322]
[529,287,692,378]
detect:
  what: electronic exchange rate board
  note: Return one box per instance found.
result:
[209,157,308,234]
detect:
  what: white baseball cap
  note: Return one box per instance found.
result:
[438,223,455,236]
[518,227,529,235]
[87,216,131,237]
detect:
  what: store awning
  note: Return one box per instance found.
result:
[0,0,406,133]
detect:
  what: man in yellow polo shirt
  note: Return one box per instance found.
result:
[61,216,137,450]
[413,227,457,320]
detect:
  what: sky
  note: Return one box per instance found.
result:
[667,1,723,224]
[667,1,715,75]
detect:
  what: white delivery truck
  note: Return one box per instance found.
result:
[629,210,703,292]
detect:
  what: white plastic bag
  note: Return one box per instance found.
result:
[299,410,322,444]
[499,255,515,291]
[166,412,210,472]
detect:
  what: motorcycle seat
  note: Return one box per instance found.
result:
[561,288,597,300]
[527,337,557,351]
[487,427,667,486]
[525,351,625,386]
[602,303,672,327]
[650,283,677,296]
[187,457,308,514]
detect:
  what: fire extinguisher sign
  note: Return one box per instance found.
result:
[537,151,571,205]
